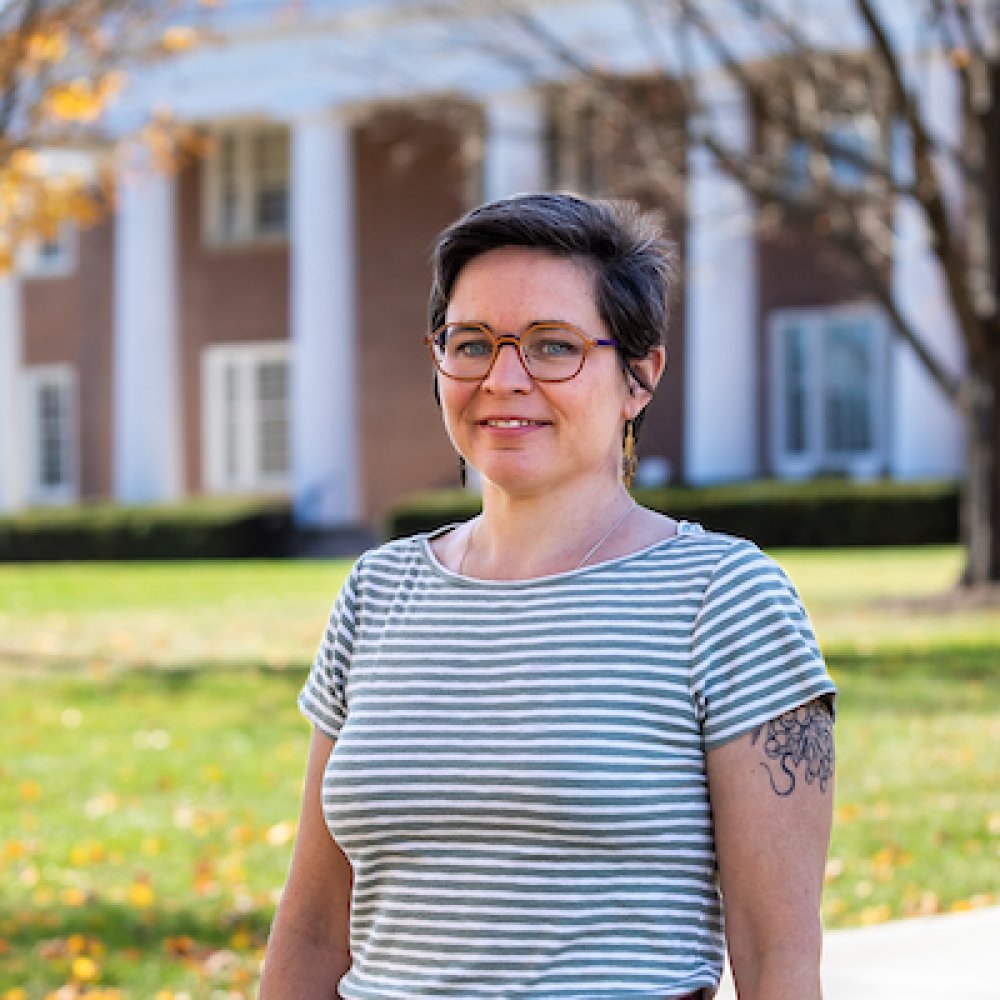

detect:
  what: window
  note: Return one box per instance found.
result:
[18,223,77,278]
[204,125,290,245]
[784,115,884,194]
[770,305,888,479]
[203,343,290,494]
[23,365,77,504]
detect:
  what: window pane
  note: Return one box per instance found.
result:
[256,360,289,476]
[824,320,873,453]
[37,383,68,488]
[224,365,240,482]
[829,119,878,189]
[219,134,241,241]
[253,131,289,234]
[782,325,809,455]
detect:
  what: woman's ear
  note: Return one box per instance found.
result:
[626,346,666,412]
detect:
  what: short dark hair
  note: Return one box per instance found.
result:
[428,192,677,374]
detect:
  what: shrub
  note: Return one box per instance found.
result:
[0,498,294,561]
[383,480,960,548]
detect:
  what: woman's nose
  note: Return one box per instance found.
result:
[481,341,533,392]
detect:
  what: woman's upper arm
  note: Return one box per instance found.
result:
[284,729,353,917]
[706,698,835,998]
[260,729,352,998]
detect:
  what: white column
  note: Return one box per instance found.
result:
[890,54,964,479]
[0,275,25,513]
[290,110,359,527]
[113,153,182,503]
[483,90,546,200]
[684,83,758,483]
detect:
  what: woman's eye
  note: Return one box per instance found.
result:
[534,337,581,357]
[451,336,492,358]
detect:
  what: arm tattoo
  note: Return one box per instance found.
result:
[750,699,834,797]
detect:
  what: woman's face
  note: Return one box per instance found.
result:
[437,247,663,499]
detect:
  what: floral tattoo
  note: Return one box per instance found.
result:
[751,699,834,797]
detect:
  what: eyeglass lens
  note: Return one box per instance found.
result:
[434,324,587,380]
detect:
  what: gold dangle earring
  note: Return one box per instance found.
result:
[623,420,637,490]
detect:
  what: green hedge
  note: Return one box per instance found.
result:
[384,480,960,548]
[0,499,294,561]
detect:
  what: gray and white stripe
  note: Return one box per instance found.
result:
[299,521,834,999]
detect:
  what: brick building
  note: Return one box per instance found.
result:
[0,1,964,531]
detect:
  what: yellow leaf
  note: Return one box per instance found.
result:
[860,904,892,925]
[202,763,225,784]
[161,26,198,52]
[835,803,859,823]
[67,933,88,955]
[61,888,87,907]
[17,781,41,802]
[230,928,252,950]
[141,836,162,857]
[2,840,27,861]
[128,881,155,908]
[229,823,256,846]
[27,30,68,63]
[71,954,99,981]
[9,150,39,174]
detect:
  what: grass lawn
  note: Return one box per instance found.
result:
[0,548,998,998]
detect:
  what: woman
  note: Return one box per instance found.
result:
[261,193,836,1000]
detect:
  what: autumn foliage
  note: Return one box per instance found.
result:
[0,0,212,269]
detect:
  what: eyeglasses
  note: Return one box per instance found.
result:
[425,322,618,383]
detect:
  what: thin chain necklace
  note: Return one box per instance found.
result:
[459,499,638,577]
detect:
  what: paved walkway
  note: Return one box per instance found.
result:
[714,906,1000,999]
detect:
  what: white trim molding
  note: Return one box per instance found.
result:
[684,80,758,483]
[0,275,25,513]
[483,90,546,201]
[290,109,360,526]
[113,149,183,504]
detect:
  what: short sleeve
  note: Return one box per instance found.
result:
[297,559,362,739]
[691,540,835,750]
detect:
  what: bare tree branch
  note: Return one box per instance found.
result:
[856,0,989,360]
[701,128,963,404]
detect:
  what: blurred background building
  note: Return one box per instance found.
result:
[0,0,965,530]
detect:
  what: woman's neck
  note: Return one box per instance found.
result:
[461,478,636,580]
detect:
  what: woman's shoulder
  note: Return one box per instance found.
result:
[637,517,759,563]
[349,532,433,574]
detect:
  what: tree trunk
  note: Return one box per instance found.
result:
[960,365,1000,586]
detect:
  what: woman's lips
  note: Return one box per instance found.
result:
[479,418,549,429]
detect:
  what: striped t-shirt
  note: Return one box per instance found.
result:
[299,521,835,999]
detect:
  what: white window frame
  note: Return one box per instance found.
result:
[769,304,889,481]
[17,223,78,278]
[202,342,291,495]
[203,123,290,247]
[22,364,78,505]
